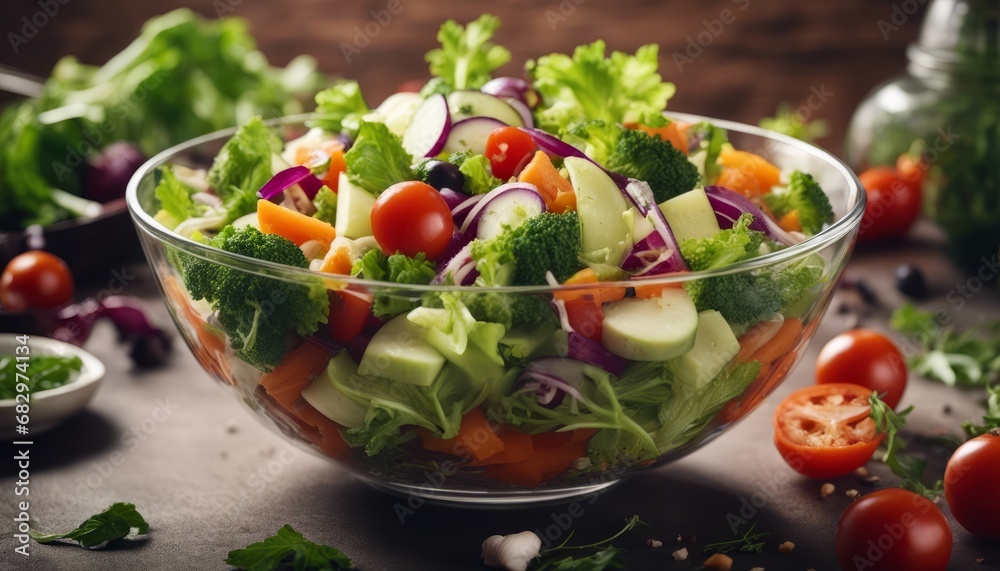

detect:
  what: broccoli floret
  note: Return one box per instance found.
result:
[763,170,833,235]
[680,215,825,324]
[351,249,436,317]
[459,292,556,329]
[182,226,329,371]
[564,120,624,165]
[472,212,584,287]
[606,128,700,203]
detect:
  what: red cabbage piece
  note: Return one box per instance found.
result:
[566,333,626,376]
[703,185,799,245]
[257,166,324,201]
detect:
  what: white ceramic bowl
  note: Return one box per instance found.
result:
[0,335,105,435]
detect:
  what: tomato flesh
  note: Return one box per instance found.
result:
[816,329,907,410]
[485,126,536,181]
[944,430,1000,538]
[0,251,74,311]
[773,383,883,479]
[836,488,952,571]
[370,181,454,260]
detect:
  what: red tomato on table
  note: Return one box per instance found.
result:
[816,329,908,410]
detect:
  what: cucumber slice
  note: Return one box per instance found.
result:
[402,93,450,158]
[301,356,367,428]
[565,157,632,267]
[370,92,423,137]
[659,187,722,243]
[672,310,741,390]
[447,90,524,126]
[601,289,699,361]
[358,314,445,386]
[334,171,376,239]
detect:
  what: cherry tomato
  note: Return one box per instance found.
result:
[773,383,883,479]
[857,165,922,243]
[836,488,952,571]
[816,329,907,410]
[370,181,454,260]
[944,429,1000,538]
[0,251,74,311]
[485,126,536,181]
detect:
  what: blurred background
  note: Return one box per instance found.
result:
[0,0,922,156]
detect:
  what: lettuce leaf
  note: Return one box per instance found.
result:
[344,121,414,195]
[207,116,282,223]
[311,81,369,136]
[527,41,675,134]
[425,14,511,92]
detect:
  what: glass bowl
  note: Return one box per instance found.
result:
[126,113,864,505]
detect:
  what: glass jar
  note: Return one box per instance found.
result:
[845,0,1000,273]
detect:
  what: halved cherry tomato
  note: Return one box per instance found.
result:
[816,329,907,410]
[484,126,536,181]
[370,181,454,260]
[836,488,952,571]
[0,251,74,311]
[857,165,921,243]
[773,383,883,479]
[944,429,1000,538]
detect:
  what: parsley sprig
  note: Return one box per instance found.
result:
[703,521,769,555]
[535,515,643,571]
[868,392,944,500]
[29,502,149,548]
[225,525,353,571]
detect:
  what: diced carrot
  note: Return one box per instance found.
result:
[416,407,506,462]
[518,151,575,213]
[628,120,691,153]
[259,342,332,412]
[321,148,347,193]
[748,318,803,366]
[294,146,312,166]
[716,167,761,200]
[319,237,354,275]
[735,317,785,363]
[257,199,338,247]
[162,275,232,383]
[293,400,352,459]
[551,190,577,214]
[327,287,374,345]
[468,428,535,467]
[554,268,627,304]
[630,272,687,299]
[719,149,782,192]
[484,432,591,487]
[778,210,802,233]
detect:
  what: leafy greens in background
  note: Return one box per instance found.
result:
[0,8,324,231]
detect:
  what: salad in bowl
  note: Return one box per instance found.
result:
[127,15,863,503]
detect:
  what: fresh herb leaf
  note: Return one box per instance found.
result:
[425,14,510,92]
[311,81,369,137]
[703,521,769,555]
[535,515,643,570]
[868,392,944,499]
[536,547,624,571]
[528,41,675,134]
[29,503,149,548]
[154,166,201,229]
[225,524,353,571]
[963,382,1000,438]
[0,354,83,399]
[759,102,828,144]
[344,121,414,196]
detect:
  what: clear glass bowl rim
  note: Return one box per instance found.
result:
[126,112,865,293]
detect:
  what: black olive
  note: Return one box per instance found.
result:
[895,264,927,299]
[422,160,465,193]
[129,330,173,369]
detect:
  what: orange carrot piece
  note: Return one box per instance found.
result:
[629,121,691,153]
[259,342,332,411]
[719,149,782,192]
[484,435,590,487]
[555,268,627,304]
[551,190,577,214]
[257,199,337,247]
[321,148,347,192]
[417,408,506,462]
[518,151,575,211]
[468,428,535,466]
[630,272,687,299]
[748,318,803,366]
[319,238,354,275]
[778,210,802,233]
[716,167,761,199]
